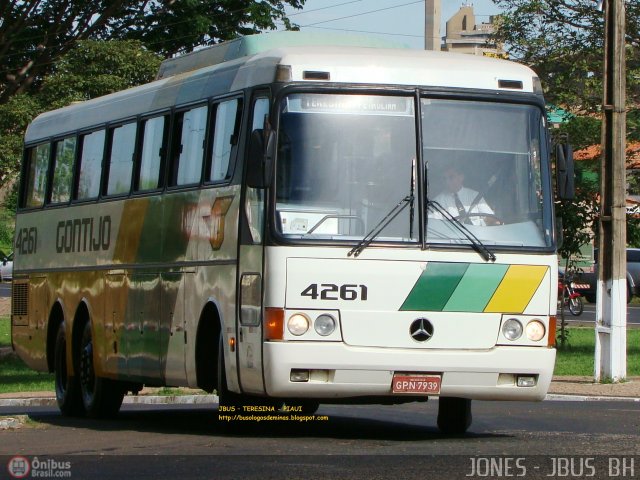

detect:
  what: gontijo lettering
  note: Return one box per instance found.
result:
[56,216,111,253]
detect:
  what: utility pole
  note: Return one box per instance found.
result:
[595,0,627,382]
[425,0,441,51]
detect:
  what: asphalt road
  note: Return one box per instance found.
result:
[0,400,638,479]
[0,282,10,298]
[561,302,640,325]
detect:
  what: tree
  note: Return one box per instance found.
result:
[117,0,304,58]
[0,0,304,104]
[38,39,162,108]
[0,39,161,182]
[492,0,640,112]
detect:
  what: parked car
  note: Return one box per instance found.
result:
[574,248,640,303]
[0,251,12,282]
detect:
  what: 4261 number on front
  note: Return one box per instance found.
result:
[301,283,368,301]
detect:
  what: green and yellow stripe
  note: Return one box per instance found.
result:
[400,262,548,313]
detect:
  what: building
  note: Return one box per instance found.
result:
[443,3,505,57]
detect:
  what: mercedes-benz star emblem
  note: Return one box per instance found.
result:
[409,318,434,342]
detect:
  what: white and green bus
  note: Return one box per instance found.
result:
[11,32,572,434]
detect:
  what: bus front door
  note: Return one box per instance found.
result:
[235,95,270,395]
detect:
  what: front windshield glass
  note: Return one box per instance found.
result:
[423,99,551,248]
[275,93,418,242]
[274,92,552,250]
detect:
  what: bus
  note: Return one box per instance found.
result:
[11,31,572,434]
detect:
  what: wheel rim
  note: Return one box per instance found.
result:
[79,328,96,406]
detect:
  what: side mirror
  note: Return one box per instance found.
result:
[556,142,575,200]
[246,129,276,189]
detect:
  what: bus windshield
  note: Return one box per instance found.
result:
[274,92,552,249]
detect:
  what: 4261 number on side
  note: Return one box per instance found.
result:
[301,283,368,301]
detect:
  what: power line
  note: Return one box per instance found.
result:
[286,0,366,17]
[301,25,423,39]
[299,0,424,28]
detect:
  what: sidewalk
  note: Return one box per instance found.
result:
[547,375,640,401]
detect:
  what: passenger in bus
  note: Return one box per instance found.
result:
[431,164,496,226]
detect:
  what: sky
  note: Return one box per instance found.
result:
[279,0,502,49]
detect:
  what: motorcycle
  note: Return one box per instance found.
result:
[558,272,584,316]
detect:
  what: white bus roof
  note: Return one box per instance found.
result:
[26,33,539,143]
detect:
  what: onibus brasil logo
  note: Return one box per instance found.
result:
[7,456,30,479]
[7,456,72,478]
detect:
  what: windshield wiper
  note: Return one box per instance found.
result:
[348,194,413,258]
[426,200,496,262]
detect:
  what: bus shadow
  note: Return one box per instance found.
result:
[27,405,510,442]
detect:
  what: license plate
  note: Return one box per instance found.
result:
[392,374,441,395]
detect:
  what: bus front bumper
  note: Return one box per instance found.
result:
[262,342,556,401]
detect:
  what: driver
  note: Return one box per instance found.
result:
[432,164,495,226]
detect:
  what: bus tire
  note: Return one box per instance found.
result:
[54,322,84,416]
[437,397,472,434]
[78,322,124,418]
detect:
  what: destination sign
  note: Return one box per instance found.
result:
[287,94,413,116]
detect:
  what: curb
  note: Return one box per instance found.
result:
[1,393,640,408]
[544,393,640,402]
[0,394,219,408]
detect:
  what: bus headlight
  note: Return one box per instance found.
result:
[502,318,523,341]
[287,313,310,336]
[525,320,546,342]
[314,314,336,336]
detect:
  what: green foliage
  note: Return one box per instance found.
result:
[0,0,305,103]
[122,0,304,57]
[0,95,42,180]
[0,209,15,253]
[558,116,602,151]
[0,40,162,182]
[493,0,640,113]
[39,40,162,108]
[4,182,18,213]
[628,109,640,141]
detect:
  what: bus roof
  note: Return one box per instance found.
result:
[26,34,539,143]
[157,31,411,79]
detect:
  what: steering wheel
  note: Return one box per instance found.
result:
[456,212,503,225]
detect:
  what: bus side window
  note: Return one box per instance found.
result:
[137,115,167,191]
[208,98,241,183]
[76,129,105,200]
[105,122,136,196]
[172,105,207,186]
[23,143,50,208]
[50,136,77,204]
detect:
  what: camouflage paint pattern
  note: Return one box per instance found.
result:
[12,186,240,386]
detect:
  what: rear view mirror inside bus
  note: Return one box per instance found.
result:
[246,129,275,188]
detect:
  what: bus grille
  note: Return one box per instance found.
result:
[12,283,28,316]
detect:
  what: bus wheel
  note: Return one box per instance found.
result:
[437,397,472,434]
[78,322,124,418]
[54,322,83,416]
